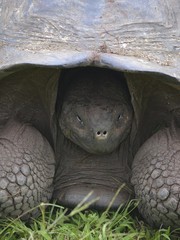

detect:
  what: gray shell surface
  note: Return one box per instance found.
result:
[0,0,180,80]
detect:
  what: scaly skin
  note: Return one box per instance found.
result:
[59,68,132,154]
[131,127,180,228]
[55,68,133,209]
[0,120,55,219]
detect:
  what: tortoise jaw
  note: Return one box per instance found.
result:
[71,133,121,155]
[53,184,132,210]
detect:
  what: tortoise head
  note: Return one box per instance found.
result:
[59,68,133,154]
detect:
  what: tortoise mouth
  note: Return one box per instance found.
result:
[53,184,132,210]
[65,129,123,155]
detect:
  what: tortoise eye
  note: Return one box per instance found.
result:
[76,115,83,124]
[118,114,122,121]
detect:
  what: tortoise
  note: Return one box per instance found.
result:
[0,0,180,229]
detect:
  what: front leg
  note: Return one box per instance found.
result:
[131,127,180,228]
[0,120,55,219]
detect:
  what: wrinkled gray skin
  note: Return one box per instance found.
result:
[132,127,180,228]
[0,121,55,218]
[129,73,180,228]
[0,67,180,229]
[59,69,132,155]
[0,67,133,218]
[0,69,56,219]
[54,68,133,209]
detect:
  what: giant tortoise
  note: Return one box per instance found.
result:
[0,0,180,229]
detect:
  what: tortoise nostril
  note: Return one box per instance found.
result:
[96,131,108,137]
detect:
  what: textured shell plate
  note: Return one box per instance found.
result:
[0,0,179,81]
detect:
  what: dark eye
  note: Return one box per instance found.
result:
[76,115,83,124]
[118,114,122,121]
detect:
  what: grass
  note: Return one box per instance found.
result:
[0,192,179,240]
